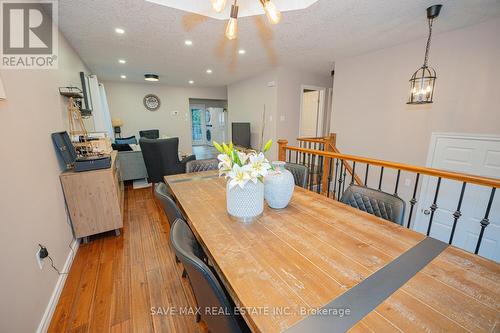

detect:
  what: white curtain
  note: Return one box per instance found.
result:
[88,75,114,139]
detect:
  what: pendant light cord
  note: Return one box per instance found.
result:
[423,18,434,67]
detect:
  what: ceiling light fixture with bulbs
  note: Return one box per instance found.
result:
[144,73,160,82]
[407,4,442,105]
[211,0,282,40]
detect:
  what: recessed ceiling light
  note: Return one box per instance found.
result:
[189,80,194,84]
[238,49,246,55]
[144,73,160,82]
[206,69,213,74]
[185,40,193,46]
[115,28,125,34]
[118,59,126,64]
[120,74,127,79]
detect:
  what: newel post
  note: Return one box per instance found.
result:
[321,133,336,196]
[278,139,288,162]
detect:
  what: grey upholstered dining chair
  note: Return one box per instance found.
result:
[340,185,406,225]
[154,183,183,227]
[186,158,219,173]
[170,219,249,333]
[285,163,309,188]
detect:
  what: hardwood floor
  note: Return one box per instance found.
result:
[49,185,207,333]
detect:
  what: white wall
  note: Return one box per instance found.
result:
[104,81,227,153]
[227,70,279,158]
[227,67,331,160]
[330,18,500,224]
[331,18,500,166]
[0,36,89,333]
[276,67,332,146]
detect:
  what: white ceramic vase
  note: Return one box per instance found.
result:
[226,180,264,222]
[264,161,295,209]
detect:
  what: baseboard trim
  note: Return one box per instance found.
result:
[36,238,79,333]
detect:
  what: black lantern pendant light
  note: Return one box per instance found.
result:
[407,4,442,104]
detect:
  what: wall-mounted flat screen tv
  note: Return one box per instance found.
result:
[232,122,251,148]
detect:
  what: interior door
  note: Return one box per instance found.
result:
[300,89,324,137]
[191,104,206,145]
[207,107,226,145]
[413,134,500,262]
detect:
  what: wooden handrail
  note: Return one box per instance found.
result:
[283,145,500,188]
[297,137,329,144]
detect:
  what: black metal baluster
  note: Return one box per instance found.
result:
[394,170,401,196]
[342,162,347,193]
[350,162,356,185]
[364,164,370,187]
[406,173,420,228]
[327,157,333,197]
[426,177,442,236]
[287,150,291,163]
[307,142,312,168]
[378,167,384,190]
[337,160,344,198]
[317,155,323,194]
[309,154,316,191]
[475,187,496,254]
[295,150,298,164]
[449,182,467,245]
[333,159,339,200]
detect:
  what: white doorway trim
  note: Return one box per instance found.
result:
[299,85,326,138]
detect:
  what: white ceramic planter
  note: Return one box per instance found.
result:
[226,180,264,222]
[264,161,295,209]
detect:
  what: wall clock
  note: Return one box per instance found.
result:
[143,94,160,111]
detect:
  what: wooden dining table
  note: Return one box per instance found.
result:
[165,171,500,333]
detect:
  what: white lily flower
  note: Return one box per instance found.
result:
[217,154,232,176]
[237,151,249,165]
[228,164,251,189]
[248,152,271,179]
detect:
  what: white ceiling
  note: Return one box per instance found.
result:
[58,0,500,87]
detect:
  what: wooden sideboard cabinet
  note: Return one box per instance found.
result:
[60,151,124,240]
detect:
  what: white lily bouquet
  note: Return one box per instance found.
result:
[213,140,273,222]
[213,140,273,189]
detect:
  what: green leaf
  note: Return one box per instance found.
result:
[229,142,234,150]
[233,150,242,166]
[263,139,273,153]
[213,141,224,153]
[222,143,231,155]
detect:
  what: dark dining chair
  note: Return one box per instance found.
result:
[285,163,309,188]
[115,135,137,145]
[139,129,160,139]
[139,137,196,184]
[154,183,183,227]
[170,219,249,333]
[340,185,405,225]
[186,158,219,173]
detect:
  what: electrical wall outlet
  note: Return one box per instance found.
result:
[36,248,44,270]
